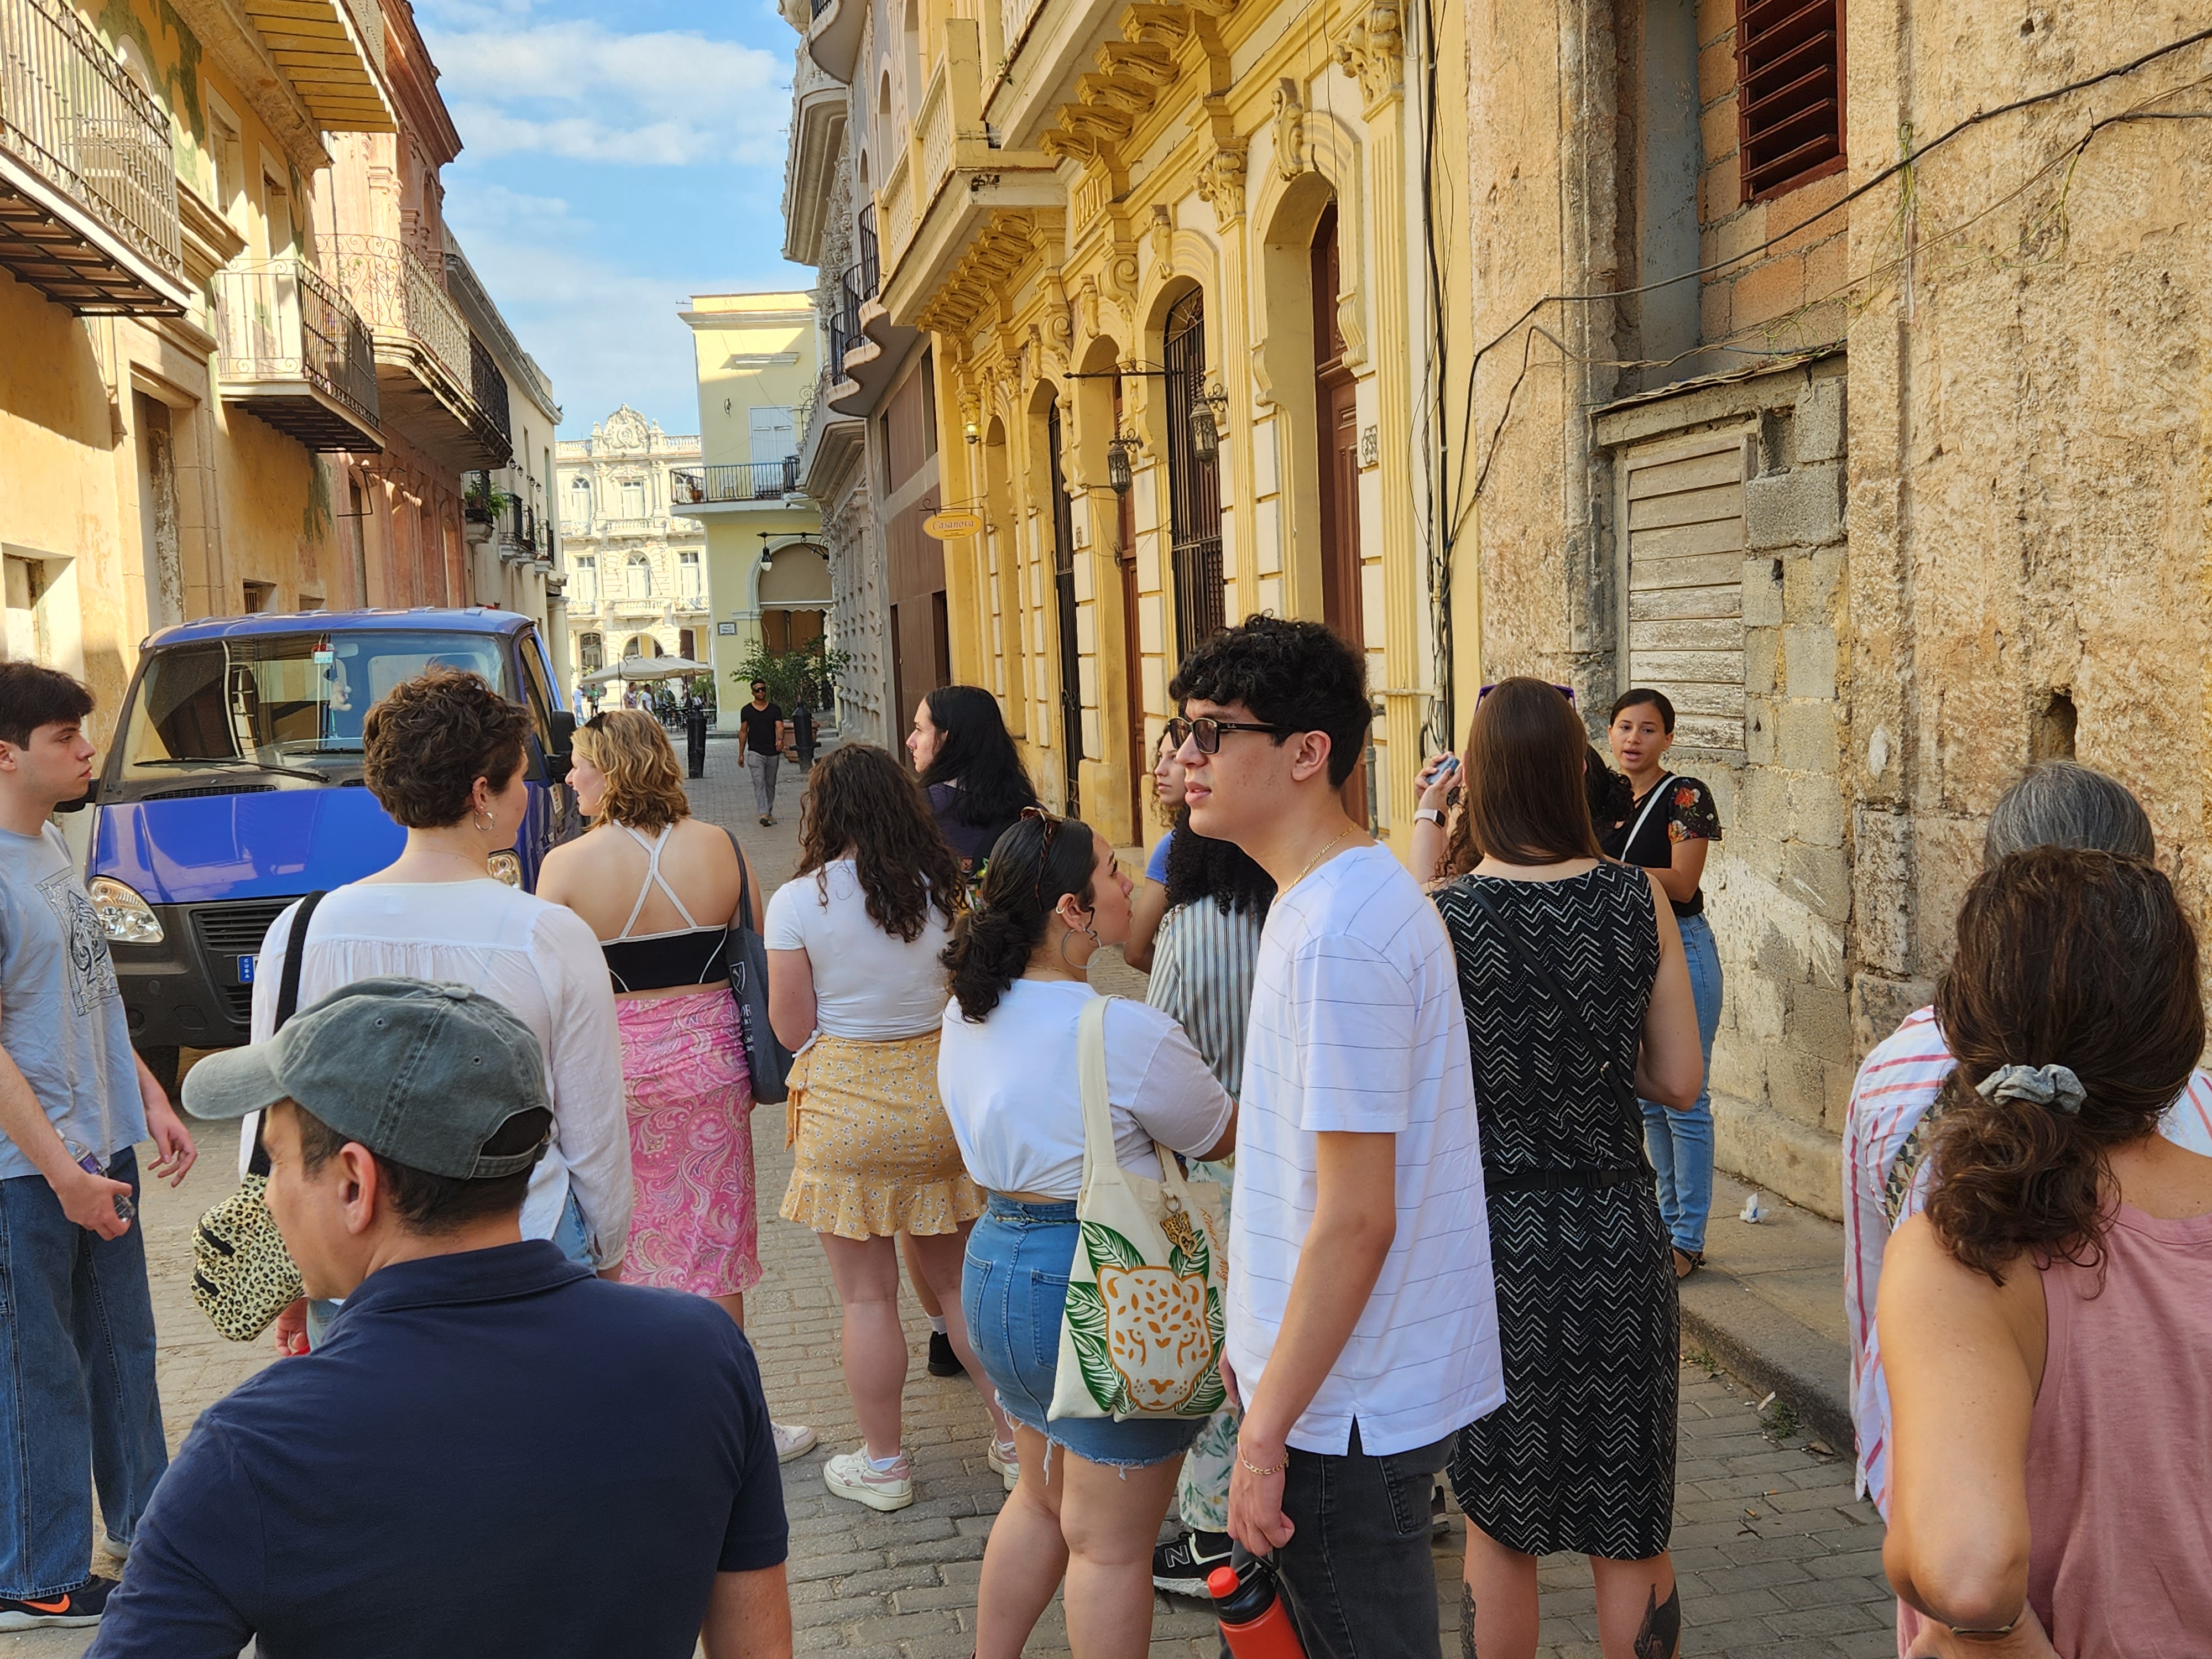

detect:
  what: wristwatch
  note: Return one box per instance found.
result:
[1415,807,1445,826]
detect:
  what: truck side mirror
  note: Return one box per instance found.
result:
[547,709,576,771]
[53,778,100,813]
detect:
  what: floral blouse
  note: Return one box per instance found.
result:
[1599,775,1723,917]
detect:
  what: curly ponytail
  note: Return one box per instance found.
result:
[941,811,1100,1022]
[1924,847,2202,1284]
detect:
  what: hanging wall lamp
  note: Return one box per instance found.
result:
[757,530,775,572]
[1190,377,1229,466]
[1106,433,1136,495]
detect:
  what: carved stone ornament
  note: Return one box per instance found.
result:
[1077,276,1101,343]
[1333,0,1405,112]
[602,406,650,453]
[1271,80,1306,182]
[1195,144,1248,225]
[1148,205,1175,278]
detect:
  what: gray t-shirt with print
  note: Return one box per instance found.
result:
[0,823,144,1180]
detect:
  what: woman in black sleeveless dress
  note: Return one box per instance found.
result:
[1428,679,1705,1659]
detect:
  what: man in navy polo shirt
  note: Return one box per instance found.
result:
[89,978,792,1659]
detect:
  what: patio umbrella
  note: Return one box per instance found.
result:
[582,654,711,685]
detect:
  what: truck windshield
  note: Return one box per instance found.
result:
[121,632,511,773]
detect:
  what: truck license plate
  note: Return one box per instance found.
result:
[237,955,255,983]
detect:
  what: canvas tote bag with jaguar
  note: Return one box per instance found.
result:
[1048,995,1229,1421]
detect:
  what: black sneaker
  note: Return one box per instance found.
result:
[0,1576,117,1629]
[1151,1529,1232,1597]
[926,1330,963,1378]
[1432,1481,1451,1537]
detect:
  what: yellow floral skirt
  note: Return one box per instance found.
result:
[780,1030,983,1241]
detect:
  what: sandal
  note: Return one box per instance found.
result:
[1672,1248,1705,1280]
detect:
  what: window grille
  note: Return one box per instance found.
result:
[1164,289,1223,664]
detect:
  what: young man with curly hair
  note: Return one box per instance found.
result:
[1169,618,1501,1659]
[0,664,197,1630]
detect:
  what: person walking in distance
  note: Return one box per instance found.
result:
[937,811,1235,1659]
[1881,849,2212,1656]
[1599,690,1724,1280]
[1430,679,1705,1659]
[246,670,629,1352]
[739,680,790,826]
[765,745,1012,1507]
[1840,761,2212,1521]
[92,980,794,1659]
[0,664,197,1632]
[1171,616,1503,1659]
[536,709,815,1463]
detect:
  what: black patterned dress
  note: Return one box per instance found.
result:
[1432,863,1677,1561]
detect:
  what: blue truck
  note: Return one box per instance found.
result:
[80,607,577,1091]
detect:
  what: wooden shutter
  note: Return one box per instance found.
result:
[1619,433,1750,753]
[1736,0,1845,203]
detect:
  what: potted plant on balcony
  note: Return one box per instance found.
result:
[464,475,515,546]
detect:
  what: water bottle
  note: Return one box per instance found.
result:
[1209,1559,1307,1659]
[64,1140,134,1222]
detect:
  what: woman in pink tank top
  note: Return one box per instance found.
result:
[1879,847,2212,1658]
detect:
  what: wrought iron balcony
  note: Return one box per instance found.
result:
[855,204,879,299]
[317,233,510,469]
[212,259,382,450]
[835,264,863,363]
[669,461,801,509]
[0,0,190,314]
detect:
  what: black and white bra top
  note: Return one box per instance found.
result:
[600,824,730,993]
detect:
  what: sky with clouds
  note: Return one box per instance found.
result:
[420,0,816,440]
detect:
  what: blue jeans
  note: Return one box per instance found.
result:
[0,1148,166,1597]
[1643,911,1723,1255]
[962,1195,1205,1469]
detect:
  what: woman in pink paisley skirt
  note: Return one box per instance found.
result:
[539,709,816,1463]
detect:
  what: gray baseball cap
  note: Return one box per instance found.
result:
[183,978,551,1179]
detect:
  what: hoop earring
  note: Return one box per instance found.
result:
[1057,924,1100,968]
[475,810,495,832]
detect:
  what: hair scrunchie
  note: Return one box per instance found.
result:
[1975,1063,2086,1117]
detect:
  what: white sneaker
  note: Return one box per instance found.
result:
[987,1437,1018,1493]
[773,1422,818,1463]
[824,1448,915,1511]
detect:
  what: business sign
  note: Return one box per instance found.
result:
[717,621,739,635]
[922,510,982,540]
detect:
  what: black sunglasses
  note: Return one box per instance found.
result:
[1165,714,1298,755]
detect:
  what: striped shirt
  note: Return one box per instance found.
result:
[1843,1004,2212,1515]
[1146,898,1267,1099]
[1227,844,1503,1457]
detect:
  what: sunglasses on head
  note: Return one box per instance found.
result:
[1020,805,1068,914]
[1164,714,1298,755]
[1477,682,1576,705]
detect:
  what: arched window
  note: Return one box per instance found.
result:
[627,557,651,600]
[1165,289,1223,660]
[573,557,596,605]
[566,477,591,524]
[679,551,702,598]
[578,632,603,672]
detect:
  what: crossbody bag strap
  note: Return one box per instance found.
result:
[1464,883,1650,1166]
[724,827,757,931]
[248,889,328,1178]
[1621,774,1675,860]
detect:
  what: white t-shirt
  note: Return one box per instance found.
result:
[763,860,951,1039]
[936,978,1233,1198]
[246,880,630,1266]
[1228,843,1504,1457]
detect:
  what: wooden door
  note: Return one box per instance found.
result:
[1115,377,1144,840]
[1047,403,1082,815]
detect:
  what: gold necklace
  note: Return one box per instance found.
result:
[1290,825,1355,889]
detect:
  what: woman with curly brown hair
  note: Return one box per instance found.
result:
[765,743,1013,1510]
[246,670,627,1351]
[1880,848,2212,1658]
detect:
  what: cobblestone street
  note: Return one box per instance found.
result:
[9,734,1895,1658]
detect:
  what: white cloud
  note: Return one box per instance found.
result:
[423,19,789,168]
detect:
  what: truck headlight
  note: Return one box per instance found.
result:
[488,852,523,888]
[87,878,163,944]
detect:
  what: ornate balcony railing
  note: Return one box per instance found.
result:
[855,204,879,299]
[670,461,800,505]
[211,258,380,442]
[317,233,471,386]
[469,331,513,451]
[836,264,862,362]
[0,0,184,304]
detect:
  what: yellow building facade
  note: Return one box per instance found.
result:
[0,0,541,736]
[676,291,827,729]
[833,0,1469,848]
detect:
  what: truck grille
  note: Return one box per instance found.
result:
[192,899,300,956]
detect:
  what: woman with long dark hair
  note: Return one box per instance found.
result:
[765,744,1012,1510]
[938,811,1235,1659]
[1142,795,1274,1595]
[908,685,1040,877]
[1881,848,2212,1656]
[1431,677,1704,1659]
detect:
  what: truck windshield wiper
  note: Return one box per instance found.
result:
[134,757,331,784]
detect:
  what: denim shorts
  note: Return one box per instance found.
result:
[962,1195,1207,1470]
